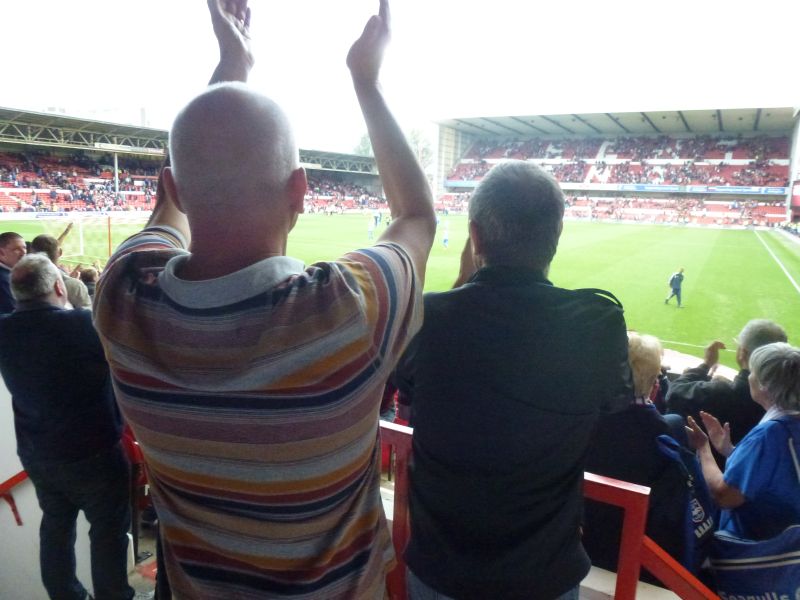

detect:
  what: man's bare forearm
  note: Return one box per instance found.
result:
[697,444,745,508]
[354,81,434,224]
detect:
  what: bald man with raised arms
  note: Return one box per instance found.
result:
[93,1,435,598]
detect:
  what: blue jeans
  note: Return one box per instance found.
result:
[23,444,134,600]
[407,569,580,600]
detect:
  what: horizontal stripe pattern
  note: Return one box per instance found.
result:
[94,226,420,599]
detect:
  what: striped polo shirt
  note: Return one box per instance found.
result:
[94,226,421,599]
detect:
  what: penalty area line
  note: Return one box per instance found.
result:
[754,231,800,296]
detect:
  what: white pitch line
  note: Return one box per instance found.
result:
[754,231,800,296]
[660,340,734,351]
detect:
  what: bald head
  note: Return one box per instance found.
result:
[168,82,299,215]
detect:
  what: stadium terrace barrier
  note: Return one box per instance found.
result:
[0,470,28,526]
[378,422,719,600]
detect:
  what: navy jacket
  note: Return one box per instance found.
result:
[0,266,14,314]
[0,303,122,464]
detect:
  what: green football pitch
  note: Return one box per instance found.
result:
[4,214,799,369]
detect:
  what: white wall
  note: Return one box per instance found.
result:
[1,380,94,599]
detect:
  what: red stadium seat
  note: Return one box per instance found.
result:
[121,425,151,562]
[378,422,719,600]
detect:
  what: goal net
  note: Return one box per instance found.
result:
[36,211,151,270]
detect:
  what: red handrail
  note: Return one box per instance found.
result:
[379,422,719,600]
[641,536,718,600]
[0,470,28,526]
[379,421,413,599]
[583,472,650,599]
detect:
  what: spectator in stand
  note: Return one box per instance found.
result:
[394,161,632,600]
[687,342,800,540]
[0,254,133,600]
[93,1,434,597]
[667,320,788,462]
[30,234,91,310]
[583,332,699,577]
[0,231,27,314]
[79,267,100,300]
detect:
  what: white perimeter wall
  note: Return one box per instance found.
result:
[1,379,94,599]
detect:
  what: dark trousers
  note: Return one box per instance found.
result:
[23,444,135,600]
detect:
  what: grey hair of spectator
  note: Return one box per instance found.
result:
[738,319,787,353]
[168,82,299,214]
[10,253,63,302]
[749,343,800,412]
[627,332,663,398]
[468,161,564,269]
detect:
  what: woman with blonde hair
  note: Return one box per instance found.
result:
[584,332,690,575]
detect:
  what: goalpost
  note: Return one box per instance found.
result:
[36,211,152,268]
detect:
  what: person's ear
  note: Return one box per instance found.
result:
[54,277,67,299]
[287,167,307,215]
[161,167,185,214]
[468,220,483,257]
[737,347,750,369]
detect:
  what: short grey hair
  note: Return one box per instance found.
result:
[749,342,800,411]
[11,253,62,301]
[468,161,564,269]
[738,319,787,353]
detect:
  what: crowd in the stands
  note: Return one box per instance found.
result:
[0,151,387,214]
[564,195,788,226]
[467,134,788,161]
[304,174,385,213]
[448,134,791,187]
[0,151,160,212]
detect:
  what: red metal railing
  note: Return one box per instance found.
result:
[379,422,718,600]
[0,470,28,526]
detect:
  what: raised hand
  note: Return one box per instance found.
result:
[347,0,391,85]
[208,0,253,83]
[685,416,709,452]
[700,410,734,457]
[703,340,726,368]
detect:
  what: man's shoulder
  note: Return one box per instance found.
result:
[429,280,621,301]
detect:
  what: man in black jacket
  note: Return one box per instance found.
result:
[666,318,787,451]
[0,231,26,314]
[0,253,133,600]
[396,161,633,600]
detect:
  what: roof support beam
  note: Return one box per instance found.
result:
[540,116,574,135]
[605,113,630,133]
[716,109,724,132]
[481,118,524,136]
[640,112,661,133]
[571,114,602,134]
[677,111,691,132]
[508,117,549,135]
[753,108,762,131]
[454,118,499,135]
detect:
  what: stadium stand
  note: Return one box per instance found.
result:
[441,133,791,227]
[0,149,385,214]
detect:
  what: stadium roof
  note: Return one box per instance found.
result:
[0,107,378,173]
[438,107,796,137]
[0,106,167,153]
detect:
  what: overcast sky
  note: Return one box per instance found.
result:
[1,0,798,153]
